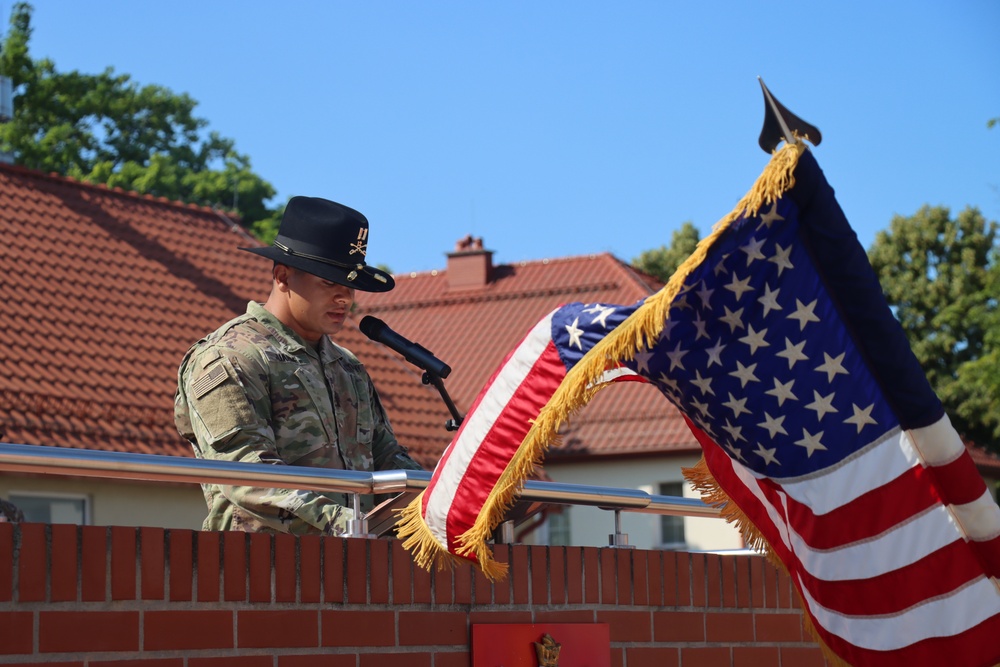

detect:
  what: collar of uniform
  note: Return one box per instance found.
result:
[245,301,345,363]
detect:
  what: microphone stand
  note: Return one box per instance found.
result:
[422,371,464,431]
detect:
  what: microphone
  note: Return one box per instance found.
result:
[359,316,452,379]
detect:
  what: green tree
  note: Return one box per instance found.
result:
[632,221,701,282]
[868,205,999,448]
[0,2,278,232]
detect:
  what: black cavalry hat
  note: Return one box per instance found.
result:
[241,196,395,292]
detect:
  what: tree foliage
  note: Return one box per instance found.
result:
[868,205,1000,448]
[0,2,280,234]
[631,221,701,282]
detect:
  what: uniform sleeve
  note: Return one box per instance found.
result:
[367,378,424,472]
[180,345,356,536]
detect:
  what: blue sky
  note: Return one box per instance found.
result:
[17,1,1000,274]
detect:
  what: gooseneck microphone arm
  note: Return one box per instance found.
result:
[358,316,464,431]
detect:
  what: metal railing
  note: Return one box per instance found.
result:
[0,442,720,546]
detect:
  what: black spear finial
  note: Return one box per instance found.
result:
[758,77,822,153]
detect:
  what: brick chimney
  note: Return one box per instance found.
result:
[447,235,493,290]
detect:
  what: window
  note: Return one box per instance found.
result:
[547,508,571,546]
[8,492,89,524]
[658,482,686,549]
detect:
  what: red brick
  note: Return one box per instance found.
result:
[755,612,804,642]
[473,564,492,604]
[645,550,662,606]
[673,551,697,607]
[705,553,723,608]
[777,567,794,608]
[346,538,367,603]
[111,526,137,600]
[454,563,473,604]
[223,531,246,601]
[433,564,453,605]
[50,524,78,602]
[0,523,12,601]
[749,554,766,608]
[492,544,511,605]
[632,549,647,606]
[780,646,829,666]
[238,609,318,648]
[82,526,108,602]
[691,553,707,607]
[721,555,737,607]
[432,652,471,667]
[600,548,616,604]
[469,610,533,625]
[734,554,751,608]
[279,655,356,667]
[274,532,297,603]
[399,611,467,646]
[0,611,32,654]
[616,548,633,605]
[552,548,574,604]
[734,646,780,667]
[197,531,220,602]
[565,546,583,604]
[323,537,344,603]
[653,611,705,642]
[189,658,271,667]
[511,545,529,604]
[168,529,193,601]
[321,610,394,647]
[391,539,412,604]
[39,611,139,653]
[583,547,600,604]
[530,545,548,604]
[91,660,183,667]
[248,532,271,602]
[369,538,390,604]
[706,611,754,642]
[360,654,431,667]
[533,609,594,623]
[625,647,679,667]
[597,610,651,642]
[763,559,779,608]
[300,534,321,603]
[412,553,431,604]
[680,647,730,667]
[140,527,165,600]
[19,523,46,602]
[145,610,233,650]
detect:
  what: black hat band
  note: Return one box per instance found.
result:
[273,240,387,284]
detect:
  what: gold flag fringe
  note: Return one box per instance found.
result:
[444,141,809,580]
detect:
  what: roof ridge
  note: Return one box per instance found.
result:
[0,161,246,225]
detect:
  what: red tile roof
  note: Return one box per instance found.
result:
[356,250,702,461]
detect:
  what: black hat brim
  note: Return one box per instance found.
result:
[240,246,395,292]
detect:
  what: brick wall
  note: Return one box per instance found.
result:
[0,522,828,666]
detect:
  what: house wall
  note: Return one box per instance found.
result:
[0,522,830,666]
[542,456,745,552]
[0,475,207,530]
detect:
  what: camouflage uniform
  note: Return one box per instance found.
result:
[175,302,422,535]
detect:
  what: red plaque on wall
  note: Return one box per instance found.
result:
[472,623,610,666]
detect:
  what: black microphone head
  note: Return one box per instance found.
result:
[359,315,386,340]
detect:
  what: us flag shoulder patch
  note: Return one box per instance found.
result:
[192,363,228,399]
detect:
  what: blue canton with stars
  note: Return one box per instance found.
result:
[618,200,898,479]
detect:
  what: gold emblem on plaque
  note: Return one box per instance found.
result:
[533,633,561,666]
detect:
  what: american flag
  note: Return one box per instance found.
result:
[397,299,645,578]
[398,144,1000,665]
[617,147,1000,666]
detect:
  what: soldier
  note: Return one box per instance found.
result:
[174,196,422,535]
